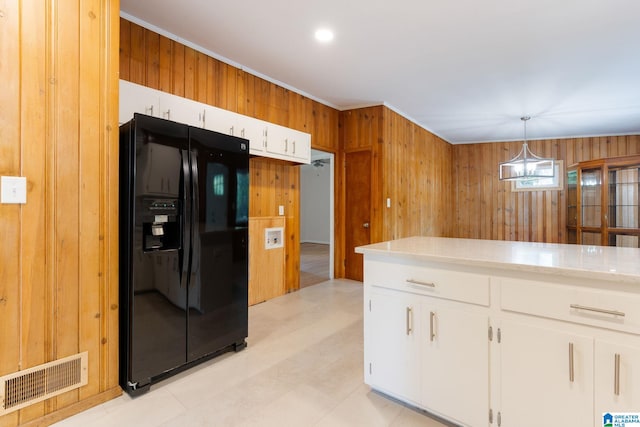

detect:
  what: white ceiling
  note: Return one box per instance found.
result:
[120,0,640,144]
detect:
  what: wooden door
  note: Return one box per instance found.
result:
[345,150,371,281]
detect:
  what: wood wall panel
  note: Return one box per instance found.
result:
[381,108,454,241]
[0,0,22,425]
[452,135,640,242]
[339,106,453,277]
[248,217,285,305]
[120,19,339,287]
[0,1,120,426]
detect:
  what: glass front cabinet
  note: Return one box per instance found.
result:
[567,155,640,247]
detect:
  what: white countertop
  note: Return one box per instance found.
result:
[356,236,640,284]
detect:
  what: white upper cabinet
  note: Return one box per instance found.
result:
[264,123,310,163]
[157,92,202,128]
[119,80,160,124]
[119,80,310,164]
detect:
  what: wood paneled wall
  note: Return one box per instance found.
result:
[452,135,640,242]
[339,106,454,253]
[0,1,120,426]
[381,108,454,240]
[119,19,340,288]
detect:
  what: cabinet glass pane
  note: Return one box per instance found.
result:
[581,231,601,245]
[608,166,639,229]
[581,169,601,227]
[608,233,640,248]
[567,170,578,227]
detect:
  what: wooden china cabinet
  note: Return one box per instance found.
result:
[567,155,640,247]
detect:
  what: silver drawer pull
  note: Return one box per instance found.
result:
[570,304,625,317]
[406,307,413,335]
[406,279,436,288]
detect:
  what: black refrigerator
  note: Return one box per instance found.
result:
[119,113,249,395]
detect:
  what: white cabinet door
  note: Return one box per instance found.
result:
[500,320,594,427]
[265,124,289,157]
[233,115,266,154]
[204,105,236,136]
[264,124,311,163]
[287,129,311,162]
[595,338,640,418]
[119,80,160,124]
[367,288,421,404]
[421,303,489,427]
[158,92,202,128]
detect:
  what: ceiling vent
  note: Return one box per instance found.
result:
[0,352,88,416]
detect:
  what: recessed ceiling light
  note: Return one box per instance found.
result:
[315,28,334,43]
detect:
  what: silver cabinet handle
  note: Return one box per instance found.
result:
[362,222,370,228]
[406,279,435,288]
[163,109,171,120]
[146,105,154,116]
[569,342,575,383]
[614,353,621,396]
[570,304,625,317]
[241,128,245,138]
[406,307,412,335]
[429,311,436,342]
[292,140,296,154]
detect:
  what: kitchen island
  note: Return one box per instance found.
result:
[356,236,640,427]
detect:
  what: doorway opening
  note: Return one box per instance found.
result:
[300,149,334,288]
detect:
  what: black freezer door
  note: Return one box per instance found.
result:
[187,127,249,362]
[120,113,191,390]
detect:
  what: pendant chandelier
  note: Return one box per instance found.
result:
[499,116,555,181]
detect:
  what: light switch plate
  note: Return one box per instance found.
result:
[278,205,285,215]
[1,176,27,204]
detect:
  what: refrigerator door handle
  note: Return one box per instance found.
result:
[189,150,199,286]
[180,149,191,289]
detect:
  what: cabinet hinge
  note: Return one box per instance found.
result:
[489,408,493,423]
[488,326,493,341]
[497,411,502,426]
[497,328,502,343]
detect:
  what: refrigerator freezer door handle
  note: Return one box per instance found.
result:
[189,150,199,287]
[180,149,191,288]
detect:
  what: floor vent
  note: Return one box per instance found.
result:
[0,352,88,416]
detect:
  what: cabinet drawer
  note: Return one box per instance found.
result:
[365,259,489,306]
[501,278,640,334]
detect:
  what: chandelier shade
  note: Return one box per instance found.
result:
[499,116,555,181]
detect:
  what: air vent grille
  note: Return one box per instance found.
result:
[0,352,88,416]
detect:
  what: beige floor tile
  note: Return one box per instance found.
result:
[54,279,448,427]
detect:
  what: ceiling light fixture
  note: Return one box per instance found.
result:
[314,28,334,43]
[499,116,555,181]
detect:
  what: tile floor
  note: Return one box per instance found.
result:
[300,243,331,288]
[54,280,450,427]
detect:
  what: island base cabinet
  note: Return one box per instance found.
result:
[499,320,594,427]
[595,338,640,419]
[421,305,489,427]
[365,285,490,426]
[366,288,421,403]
